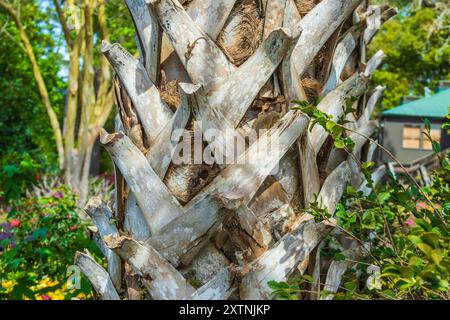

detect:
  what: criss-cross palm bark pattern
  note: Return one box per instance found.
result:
[75,0,396,300]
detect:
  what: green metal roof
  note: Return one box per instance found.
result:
[383,88,450,119]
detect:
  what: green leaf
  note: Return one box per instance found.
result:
[334,138,345,149]
[382,290,396,299]
[362,210,376,229]
[417,243,433,257]
[326,121,336,132]
[381,265,400,277]
[10,259,21,269]
[344,137,355,151]
[332,125,343,137]
[39,248,54,257]
[424,118,431,131]
[438,279,449,291]
[407,235,422,245]
[334,253,347,261]
[344,281,357,291]
[267,281,289,291]
[432,141,441,153]
[408,256,425,267]
[395,278,416,290]
[377,192,391,204]
[32,227,48,240]
[399,266,415,278]
[429,249,443,265]
[421,232,440,248]
[362,161,375,170]
[2,164,19,177]
[302,275,314,283]
[346,185,358,195]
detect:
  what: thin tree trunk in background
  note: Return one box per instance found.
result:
[0,0,115,206]
[0,0,65,170]
[64,33,82,186]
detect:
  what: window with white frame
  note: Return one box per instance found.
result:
[402,125,421,149]
[402,124,441,150]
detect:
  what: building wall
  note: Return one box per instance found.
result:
[381,117,449,164]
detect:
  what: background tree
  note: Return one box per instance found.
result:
[370,0,449,109]
[0,2,65,200]
[0,0,134,205]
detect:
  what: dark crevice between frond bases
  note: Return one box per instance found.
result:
[164,140,221,204]
[301,77,323,104]
[114,77,149,152]
[294,0,322,17]
[216,0,264,67]
[159,77,180,111]
[317,135,335,184]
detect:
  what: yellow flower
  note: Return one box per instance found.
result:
[1,276,93,300]
[48,291,65,300]
[1,280,16,293]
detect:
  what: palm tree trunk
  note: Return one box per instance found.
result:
[77,0,396,300]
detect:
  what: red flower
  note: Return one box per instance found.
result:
[41,294,51,300]
[69,225,78,231]
[10,219,20,228]
[405,218,415,227]
[416,202,429,211]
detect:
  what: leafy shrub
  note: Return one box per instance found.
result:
[329,163,449,299]
[269,106,450,300]
[0,184,97,300]
[328,116,450,300]
[0,151,43,201]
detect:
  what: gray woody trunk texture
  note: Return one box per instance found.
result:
[76,0,396,300]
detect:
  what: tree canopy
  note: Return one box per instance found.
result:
[370,0,450,109]
[0,0,135,200]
